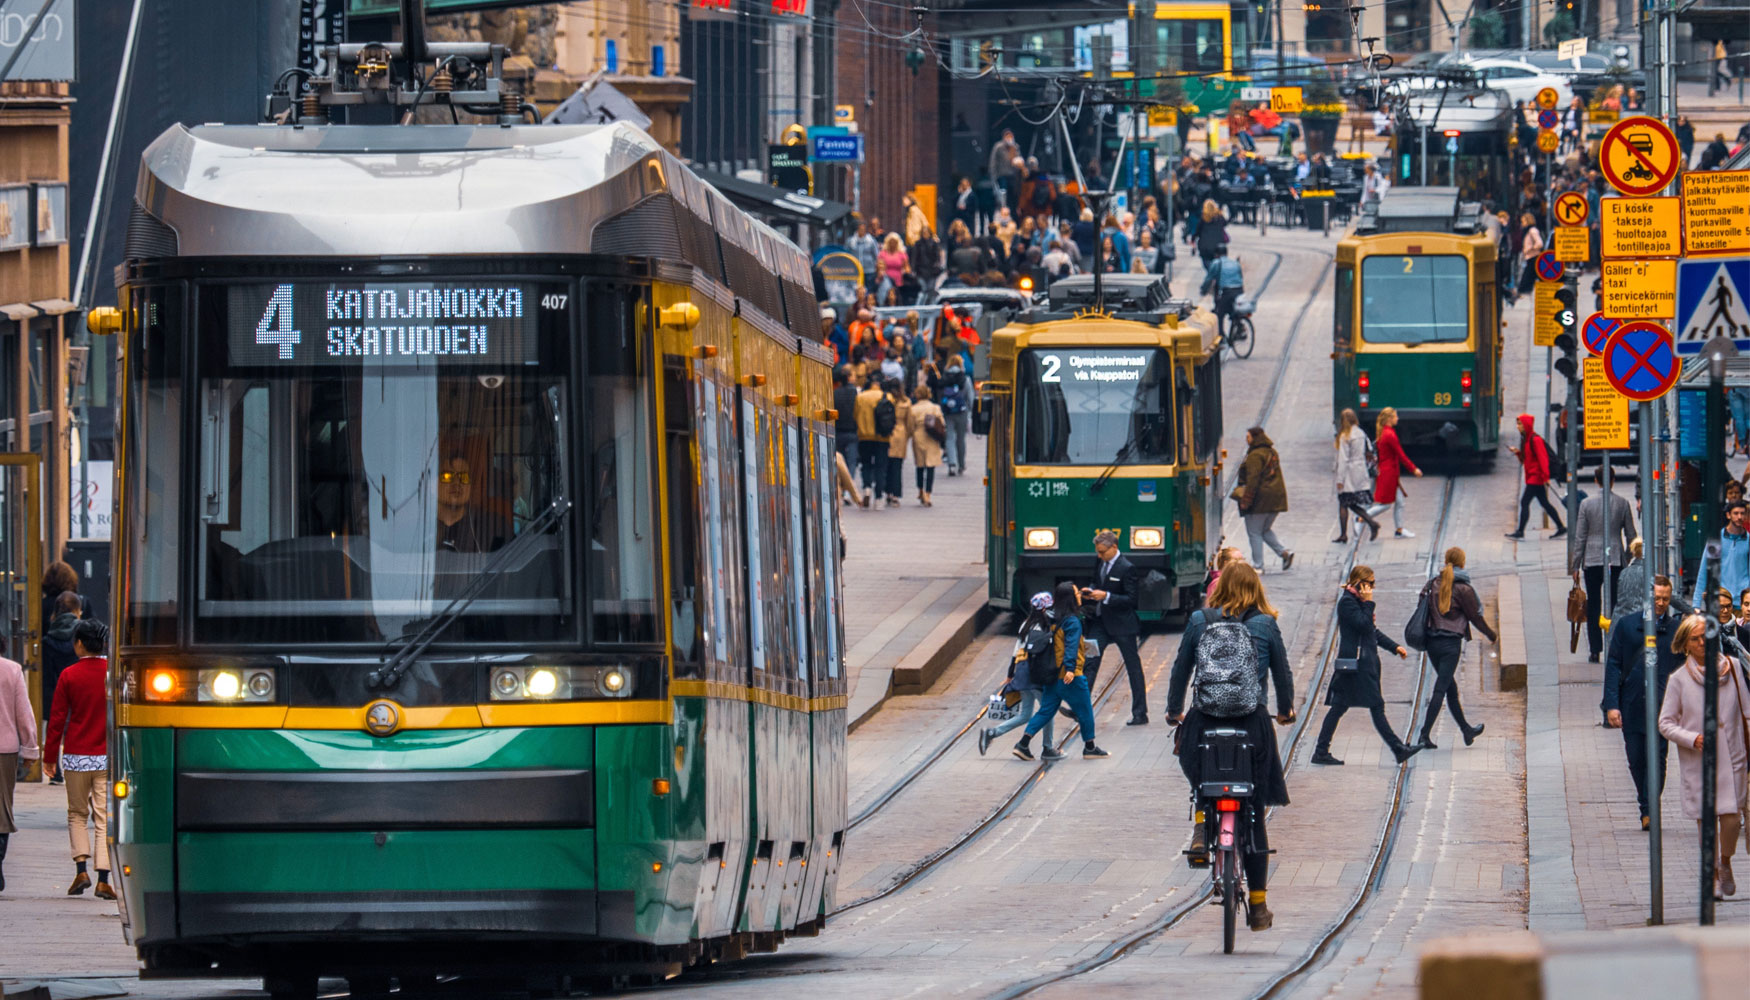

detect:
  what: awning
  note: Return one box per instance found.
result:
[695,170,853,228]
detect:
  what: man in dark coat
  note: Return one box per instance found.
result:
[1602,576,1683,829]
[1081,530,1149,725]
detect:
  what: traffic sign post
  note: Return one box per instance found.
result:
[1554,227,1590,263]
[1534,251,1563,282]
[1537,130,1560,154]
[1583,356,1631,449]
[1600,117,1681,196]
[1536,86,1561,110]
[1538,109,1560,130]
[1601,259,1678,318]
[1534,280,1562,346]
[1601,196,1682,258]
[1582,312,1621,356]
[1681,169,1750,256]
[1602,321,1680,401]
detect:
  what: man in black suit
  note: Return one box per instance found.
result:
[1081,530,1149,725]
[1602,576,1682,830]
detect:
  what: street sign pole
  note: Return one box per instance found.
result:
[1564,269,1580,545]
[1640,398,1663,925]
[1701,350,1725,925]
[1602,455,1614,615]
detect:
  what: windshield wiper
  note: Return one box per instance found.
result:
[1090,437,1140,494]
[368,497,573,692]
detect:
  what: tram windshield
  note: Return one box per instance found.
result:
[1015,347,1174,465]
[1359,255,1470,345]
[187,279,596,645]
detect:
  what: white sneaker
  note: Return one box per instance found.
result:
[1395,528,1416,538]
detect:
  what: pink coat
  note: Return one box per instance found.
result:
[1657,656,1750,820]
[0,655,36,756]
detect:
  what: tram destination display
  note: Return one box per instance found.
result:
[225,280,551,366]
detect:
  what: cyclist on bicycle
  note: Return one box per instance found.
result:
[1166,562,1294,931]
[1199,244,1246,341]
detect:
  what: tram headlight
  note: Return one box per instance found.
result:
[492,669,522,698]
[599,667,631,698]
[1024,527,1059,550]
[1130,527,1165,550]
[526,668,560,697]
[197,667,277,703]
[485,666,636,701]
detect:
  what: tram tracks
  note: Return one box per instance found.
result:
[987,477,1459,999]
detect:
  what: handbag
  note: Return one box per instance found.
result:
[1566,581,1588,653]
[1404,586,1433,652]
[1334,657,1360,673]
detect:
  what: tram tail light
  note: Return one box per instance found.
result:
[1461,369,1473,408]
[1357,369,1370,408]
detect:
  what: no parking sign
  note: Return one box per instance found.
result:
[1601,321,1679,401]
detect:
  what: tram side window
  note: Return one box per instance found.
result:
[1358,256,1469,344]
[1194,357,1223,462]
[588,288,660,645]
[124,284,184,646]
[785,422,809,683]
[664,360,701,676]
[698,376,744,683]
[1334,265,1354,352]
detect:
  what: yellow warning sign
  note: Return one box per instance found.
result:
[1554,226,1590,263]
[1536,87,1560,110]
[1269,87,1303,114]
[1534,281,1561,347]
[1601,259,1678,318]
[1148,105,1179,127]
[1582,356,1631,450]
[1601,196,1682,258]
[1681,169,1750,257]
[1537,130,1560,154]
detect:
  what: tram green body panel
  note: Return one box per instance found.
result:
[173,726,595,771]
[1335,351,1494,451]
[113,728,175,940]
[175,830,597,893]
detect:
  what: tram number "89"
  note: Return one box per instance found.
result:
[1433,392,1453,405]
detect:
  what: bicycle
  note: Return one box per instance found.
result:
[1223,297,1256,359]
[1190,727,1259,954]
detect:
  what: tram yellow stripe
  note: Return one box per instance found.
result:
[671,681,846,713]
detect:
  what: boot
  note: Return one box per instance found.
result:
[1310,748,1344,765]
[68,871,91,895]
[1462,723,1485,746]
[1247,901,1274,931]
[0,832,8,893]
[1391,742,1422,764]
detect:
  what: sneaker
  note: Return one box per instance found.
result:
[886,497,901,508]
[94,881,116,901]
[1082,743,1111,758]
[1504,532,1525,540]
[1395,528,1415,538]
[1462,723,1485,746]
[1126,715,1149,726]
[978,728,993,757]
[1012,741,1035,762]
[1280,550,1295,571]
[1041,746,1066,761]
[1248,902,1274,931]
[1551,527,1568,539]
[1310,750,1344,765]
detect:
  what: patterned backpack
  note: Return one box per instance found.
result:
[1192,609,1263,718]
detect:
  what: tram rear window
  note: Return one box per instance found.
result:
[191,280,578,645]
[1015,348,1174,466]
[1359,255,1470,344]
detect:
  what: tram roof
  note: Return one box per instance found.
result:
[129,122,810,270]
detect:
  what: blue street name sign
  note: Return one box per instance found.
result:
[811,133,865,163]
[1675,256,1750,355]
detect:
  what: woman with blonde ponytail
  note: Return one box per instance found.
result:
[1415,547,1498,749]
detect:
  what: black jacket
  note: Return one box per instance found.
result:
[42,610,80,686]
[1087,554,1143,638]
[1326,589,1398,709]
[832,384,860,437]
[1196,216,1228,257]
[1602,609,1685,730]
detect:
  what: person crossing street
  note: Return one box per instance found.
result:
[1081,531,1148,726]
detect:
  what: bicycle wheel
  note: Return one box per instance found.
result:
[1231,317,1256,359]
[1221,850,1238,954]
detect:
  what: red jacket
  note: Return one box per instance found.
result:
[1515,414,1551,485]
[45,655,107,767]
[1372,427,1419,504]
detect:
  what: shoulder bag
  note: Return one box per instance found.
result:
[1404,584,1433,652]
[1566,579,1587,653]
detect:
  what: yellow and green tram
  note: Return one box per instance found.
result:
[100,111,845,995]
[980,275,1223,619]
[1333,190,1503,457]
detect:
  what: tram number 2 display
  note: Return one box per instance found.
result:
[229,280,559,367]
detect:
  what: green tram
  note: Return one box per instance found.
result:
[979,275,1223,619]
[1333,189,1502,456]
[97,46,845,998]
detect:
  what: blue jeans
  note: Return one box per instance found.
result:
[990,689,1055,744]
[1025,674,1095,743]
[1729,388,1750,449]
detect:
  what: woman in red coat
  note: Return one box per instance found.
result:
[1370,408,1422,538]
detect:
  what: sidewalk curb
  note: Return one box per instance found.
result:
[847,592,998,735]
[1523,573,1587,932]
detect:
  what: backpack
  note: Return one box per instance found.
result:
[1191,609,1264,717]
[1538,432,1569,484]
[939,376,967,414]
[874,397,897,438]
[924,412,947,444]
[1031,178,1054,208]
[1021,618,1059,687]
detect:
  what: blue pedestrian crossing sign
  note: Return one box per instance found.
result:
[1676,257,1750,355]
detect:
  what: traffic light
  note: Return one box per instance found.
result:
[1552,286,1579,380]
